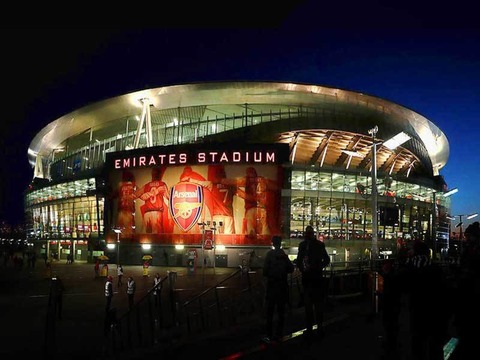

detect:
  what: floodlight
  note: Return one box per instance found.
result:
[467,213,478,220]
[341,149,363,158]
[443,188,459,197]
[383,132,411,150]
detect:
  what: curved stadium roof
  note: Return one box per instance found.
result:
[28,81,449,178]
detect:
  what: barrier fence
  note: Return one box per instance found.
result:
[98,260,387,359]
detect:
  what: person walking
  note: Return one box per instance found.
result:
[126,276,136,310]
[262,235,294,343]
[117,264,124,288]
[295,225,330,341]
[105,275,114,313]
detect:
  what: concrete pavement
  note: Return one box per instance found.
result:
[0,259,458,360]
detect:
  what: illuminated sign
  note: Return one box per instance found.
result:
[106,143,289,170]
[113,150,278,170]
[106,143,288,246]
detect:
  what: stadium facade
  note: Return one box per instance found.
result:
[25,81,452,267]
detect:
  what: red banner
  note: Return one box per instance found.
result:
[204,230,213,249]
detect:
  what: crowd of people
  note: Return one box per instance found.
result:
[259,222,480,359]
[5,219,479,358]
[376,221,480,360]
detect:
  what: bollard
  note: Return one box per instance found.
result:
[167,271,178,323]
[372,270,379,314]
[167,270,177,291]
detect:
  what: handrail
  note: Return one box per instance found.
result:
[115,275,168,323]
[182,267,242,307]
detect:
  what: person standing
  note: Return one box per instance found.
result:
[379,259,402,358]
[117,264,124,288]
[126,276,136,310]
[31,252,37,268]
[453,221,480,359]
[153,273,162,307]
[262,235,294,343]
[105,275,114,313]
[295,225,330,341]
[403,240,453,360]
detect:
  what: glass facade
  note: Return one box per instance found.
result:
[285,168,451,259]
[25,178,104,260]
[25,83,451,265]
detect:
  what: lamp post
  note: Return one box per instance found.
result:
[198,221,207,285]
[365,126,411,260]
[369,126,379,260]
[431,187,458,259]
[211,221,217,273]
[452,212,478,254]
[113,228,122,267]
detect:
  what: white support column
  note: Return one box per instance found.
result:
[133,98,152,149]
[34,155,44,178]
[145,99,153,147]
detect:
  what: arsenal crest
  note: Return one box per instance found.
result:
[169,182,204,232]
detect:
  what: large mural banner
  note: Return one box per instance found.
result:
[107,144,287,246]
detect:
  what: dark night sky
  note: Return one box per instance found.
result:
[1,1,480,229]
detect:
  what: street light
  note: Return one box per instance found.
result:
[451,213,478,254]
[198,221,208,285]
[368,127,411,259]
[443,188,458,198]
[113,228,122,267]
[431,187,458,258]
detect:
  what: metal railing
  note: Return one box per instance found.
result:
[102,261,378,358]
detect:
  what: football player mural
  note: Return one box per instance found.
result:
[112,170,136,236]
[108,160,283,246]
[134,167,173,235]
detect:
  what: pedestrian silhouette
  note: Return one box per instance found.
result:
[379,259,402,359]
[153,273,162,307]
[105,275,114,312]
[262,235,294,343]
[295,225,330,341]
[404,240,453,360]
[453,221,480,359]
[117,264,124,287]
[126,276,136,310]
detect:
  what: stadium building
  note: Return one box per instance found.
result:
[25,81,452,266]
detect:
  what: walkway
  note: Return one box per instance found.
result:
[0,259,458,360]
